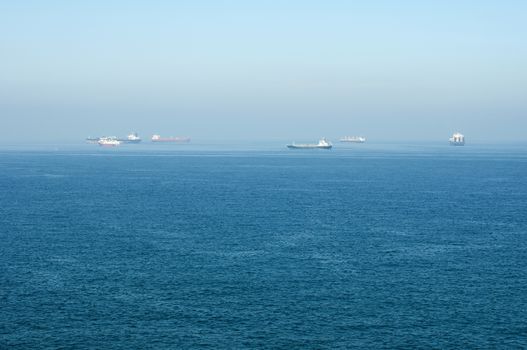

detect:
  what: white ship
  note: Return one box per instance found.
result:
[449,132,465,146]
[98,137,121,147]
[340,136,366,143]
[287,138,332,149]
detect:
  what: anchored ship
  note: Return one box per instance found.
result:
[340,136,366,143]
[117,132,141,143]
[151,134,191,143]
[449,132,465,146]
[287,138,332,149]
[98,137,120,147]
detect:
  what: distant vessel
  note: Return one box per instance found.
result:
[86,137,100,144]
[151,134,191,143]
[449,132,465,146]
[287,138,332,149]
[98,137,120,147]
[117,132,141,144]
[340,136,366,143]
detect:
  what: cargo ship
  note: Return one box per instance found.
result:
[287,138,332,149]
[340,136,366,143]
[449,132,465,146]
[151,134,191,143]
[117,132,141,143]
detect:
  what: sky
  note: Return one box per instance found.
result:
[1,0,526,142]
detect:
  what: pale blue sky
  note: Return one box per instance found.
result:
[1,1,526,142]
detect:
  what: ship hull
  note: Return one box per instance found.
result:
[117,139,141,144]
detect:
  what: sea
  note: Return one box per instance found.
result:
[1,142,526,349]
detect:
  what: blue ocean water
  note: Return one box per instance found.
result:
[1,143,527,349]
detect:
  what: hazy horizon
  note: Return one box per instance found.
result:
[1,1,526,142]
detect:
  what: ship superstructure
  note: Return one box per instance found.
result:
[449,132,465,146]
[117,132,141,143]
